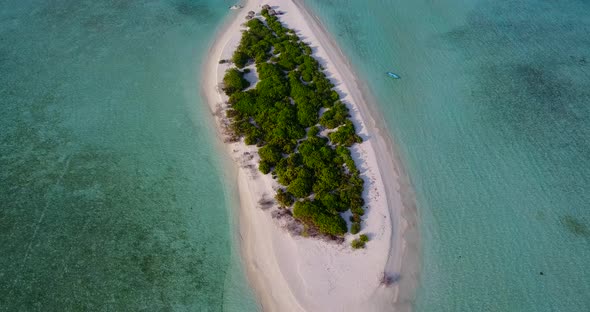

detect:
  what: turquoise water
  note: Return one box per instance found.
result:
[304,0,590,310]
[0,0,257,310]
[3,0,589,310]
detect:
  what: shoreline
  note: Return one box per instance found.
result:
[201,1,419,310]
[290,2,420,308]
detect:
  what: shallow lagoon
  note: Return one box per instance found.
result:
[2,0,589,310]
[304,0,590,310]
[0,0,257,310]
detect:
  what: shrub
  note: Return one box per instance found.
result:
[308,126,320,137]
[302,45,312,55]
[257,62,284,80]
[275,188,294,207]
[359,234,369,242]
[301,70,312,83]
[258,144,283,166]
[297,106,318,128]
[222,68,250,95]
[232,51,250,68]
[244,134,258,145]
[313,167,342,196]
[256,76,289,101]
[318,193,345,214]
[319,102,350,129]
[330,90,339,103]
[259,160,271,174]
[351,239,365,249]
[229,90,258,115]
[293,200,347,236]
[350,222,361,234]
[329,120,362,146]
[287,176,313,198]
[351,206,365,216]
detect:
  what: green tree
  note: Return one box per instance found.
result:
[259,160,271,174]
[232,51,250,68]
[222,68,250,96]
[350,222,361,234]
[275,188,294,207]
[287,176,313,198]
[293,200,347,236]
[329,120,362,146]
[258,144,283,166]
[320,102,350,129]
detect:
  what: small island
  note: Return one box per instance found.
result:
[221,8,366,238]
[203,1,417,310]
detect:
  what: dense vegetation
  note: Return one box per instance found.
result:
[222,10,365,237]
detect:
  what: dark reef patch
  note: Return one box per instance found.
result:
[436,0,590,207]
[173,0,213,21]
[561,215,589,237]
[438,0,590,139]
[469,61,588,136]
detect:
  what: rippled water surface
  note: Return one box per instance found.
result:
[303,0,590,310]
[0,0,257,310]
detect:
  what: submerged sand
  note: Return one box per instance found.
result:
[202,1,419,311]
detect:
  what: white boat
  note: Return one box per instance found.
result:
[229,4,243,10]
[386,71,400,79]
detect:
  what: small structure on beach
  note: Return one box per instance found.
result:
[246,10,255,20]
[262,4,271,10]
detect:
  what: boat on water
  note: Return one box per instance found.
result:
[229,4,243,10]
[387,71,400,79]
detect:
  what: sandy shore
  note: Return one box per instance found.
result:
[202,1,419,311]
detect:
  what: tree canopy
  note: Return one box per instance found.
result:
[222,11,365,237]
[222,68,250,96]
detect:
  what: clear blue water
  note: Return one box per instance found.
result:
[303,0,590,310]
[0,0,257,310]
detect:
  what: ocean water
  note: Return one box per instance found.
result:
[303,0,590,311]
[0,0,257,310]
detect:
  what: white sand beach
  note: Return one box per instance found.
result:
[202,1,419,311]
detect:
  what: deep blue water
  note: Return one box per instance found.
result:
[0,0,257,310]
[304,0,590,310]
